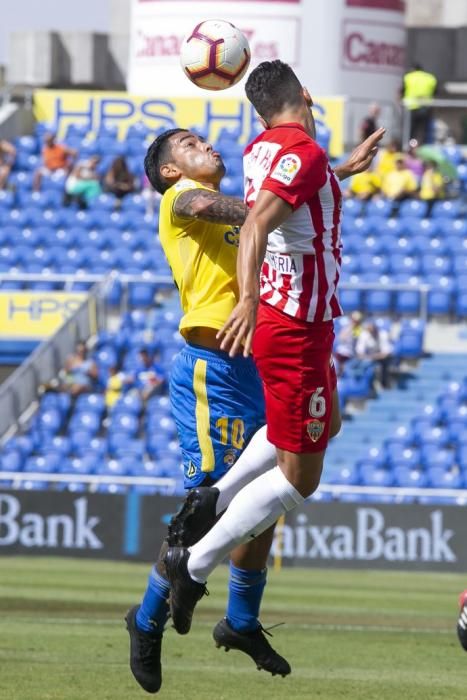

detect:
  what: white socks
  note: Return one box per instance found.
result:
[215,426,276,514]
[188,466,304,583]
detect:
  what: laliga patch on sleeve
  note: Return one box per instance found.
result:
[270,154,302,185]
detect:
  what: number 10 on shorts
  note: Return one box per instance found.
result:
[216,417,245,449]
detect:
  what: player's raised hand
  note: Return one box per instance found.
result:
[334,127,386,181]
[348,127,386,173]
[217,298,258,357]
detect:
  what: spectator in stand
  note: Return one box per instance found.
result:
[105,366,130,410]
[376,138,402,180]
[345,164,381,201]
[60,341,98,397]
[359,103,381,141]
[104,156,137,201]
[334,311,364,375]
[381,155,418,212]
[404,139,424,183]
[33,132,77,191]
[134,349,166,402]
[401,63,437,145]
[355,321,394,389]
[0,139,16,190]
[65,155,102,207]
[141,173,159,216]
[419,160,445,215]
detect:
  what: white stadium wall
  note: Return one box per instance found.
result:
[127,0,407,143]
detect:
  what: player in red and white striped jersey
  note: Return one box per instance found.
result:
[243,123,343,323]
[164,62,384,623]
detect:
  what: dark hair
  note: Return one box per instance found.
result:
[144,128,186,194]
[245,60,303,122]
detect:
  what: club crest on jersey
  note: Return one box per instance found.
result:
[271,154,301,185]
[223,449,237,467]
[307,419,325,443]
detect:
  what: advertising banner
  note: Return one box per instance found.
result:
[0,491,126,558]
[34,89,344,157]
[128,0,303,98]
[2,490,467,573]
[0,292,86,340]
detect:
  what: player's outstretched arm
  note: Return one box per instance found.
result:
[334,127,386,181]
[218,190,293,357]
[173,189,248,226]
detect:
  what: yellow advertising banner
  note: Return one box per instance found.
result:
[0,292,86,339]
[33,90,345,157]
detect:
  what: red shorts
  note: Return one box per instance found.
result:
[252,302,337,453]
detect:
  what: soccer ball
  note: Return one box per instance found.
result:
[180,19,251,91]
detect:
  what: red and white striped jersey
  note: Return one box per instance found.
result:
[243,123,343,323]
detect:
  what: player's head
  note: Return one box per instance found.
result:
[44,132,56,147]
[245,60,315,137]
[144,128,225,194]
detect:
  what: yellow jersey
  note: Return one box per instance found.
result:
[158,178,239,338]
[349,171,381,197]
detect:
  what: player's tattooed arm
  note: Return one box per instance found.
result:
[173,189,248,226]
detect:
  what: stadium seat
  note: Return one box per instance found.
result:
[398,200,428,218]
[431,200,462,219]
[427,467,462,489]
[393,467,427,488]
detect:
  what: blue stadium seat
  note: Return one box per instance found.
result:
[393,288,420,315]
[343,199,363,217]
[389,254,421,275]
[108,412,139,436]
[438,218,466,237]
[432,200,462,218]
[128,282,157,308]
[359,466,394,487]
[427,276,454,315]
[69,411,101,435]
[421,447,455,470]
[75,393,106,416]
[25,453,61,474]
[386,446,421,469]
[427,467,462,489]
[399,200,428,218]
[393,467,427,488]
[112,393,143,416]
[365,289,392,314]
[0,450,24,472]
[394,331,424,358]
[456,292,467,317]
[421,254,452,276]
[38,408,63,435]
[97,458,129,476]
[366,199,392,218]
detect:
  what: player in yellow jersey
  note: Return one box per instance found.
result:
[125,128,290,694]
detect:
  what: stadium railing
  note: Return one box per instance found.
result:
[2,470,466,502]
[401,97,467,148]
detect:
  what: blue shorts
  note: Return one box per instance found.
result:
[170,344,265,487]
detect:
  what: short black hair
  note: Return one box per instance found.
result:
[144,128,186,194]
[245,60,303,122]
